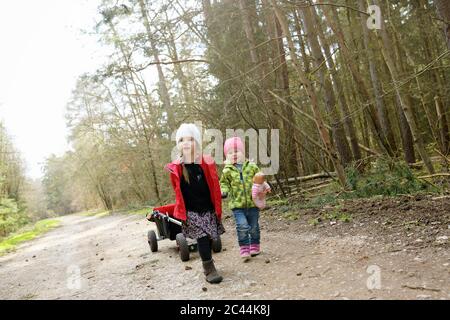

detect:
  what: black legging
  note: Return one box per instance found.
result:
[197,236,212,261]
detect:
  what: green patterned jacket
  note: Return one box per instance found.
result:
[219,160,260,210]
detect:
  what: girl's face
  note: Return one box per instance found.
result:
[226,149,244,164]
[179,136,196,161]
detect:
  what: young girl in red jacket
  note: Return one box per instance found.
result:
[164,123,225,284]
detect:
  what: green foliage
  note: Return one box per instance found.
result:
[80,210,111,217]
[296,157,442,226]
[343,158,433,198]
[302,193,338,208]
[267,198,289,207]
[308,207,352,227]
[305,158,436,209]
[42,154,79,215]
[308,217,321,226]
[282,210,300,221]
[322,205,353,224]
[125,207,152,215]
[345,165,359,191]
[0,198,29,238]
[38,0,449,221]
[0,218,60,256]
[338,213,352,223]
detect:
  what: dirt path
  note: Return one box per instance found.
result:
[0,196,449,300]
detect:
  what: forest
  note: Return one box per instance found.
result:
[2,0,450,226]
[0,0,449,301]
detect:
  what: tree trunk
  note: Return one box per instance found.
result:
[373,0,434,174]
[435,96,450,155]
[103,17,163,203]
[138,0,174,131]
[292,9,311,74]
[162,10,193,110]
[240,0,297,178]
[312,6,362,162]
[267,2,302,177]
[435,0,450,49]
[319,3,393,157]
[300,5,352,166]
[358,0,397,156]
[270,0,348,188]
[394,93,416,164]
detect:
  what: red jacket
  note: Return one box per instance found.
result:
[164,155,222,221]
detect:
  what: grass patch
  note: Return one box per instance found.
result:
[80,210,111,217]
[322,206,352,222]
[302,193,339,208]
[79,207,152,218]
[94,211,111,217]
[125,207,152,215]
[307,206,352,227]
[0,218,60,256]
[308,217,321,226]
[79,210,98,217]
[337,212,352,223]
[267,198,289,207]
[282,210,300,221]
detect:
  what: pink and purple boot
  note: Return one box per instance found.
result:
[239,245,250,262]
[250,244,260,257]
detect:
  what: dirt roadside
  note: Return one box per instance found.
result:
[0,195,448,300]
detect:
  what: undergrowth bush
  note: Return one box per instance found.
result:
[343,158,433,198]
[0,198,29,239]
[304,158,439,207]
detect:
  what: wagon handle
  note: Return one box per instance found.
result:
[151,210,183,226]
[164,213,183,226]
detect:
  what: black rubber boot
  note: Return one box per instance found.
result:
[202,259,223,284]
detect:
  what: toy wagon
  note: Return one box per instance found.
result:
[146,204,222,261]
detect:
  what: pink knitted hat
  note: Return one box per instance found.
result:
[224,137,244,155]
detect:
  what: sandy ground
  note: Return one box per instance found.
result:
[0,196,449,300]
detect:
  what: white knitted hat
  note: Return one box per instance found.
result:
[175,123,202,146]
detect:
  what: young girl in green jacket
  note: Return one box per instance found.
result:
[220,137,261,262]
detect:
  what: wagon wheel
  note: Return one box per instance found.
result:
[148,230,158,252]
[176,233,190,261]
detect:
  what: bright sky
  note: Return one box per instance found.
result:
[0,0,106,179]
